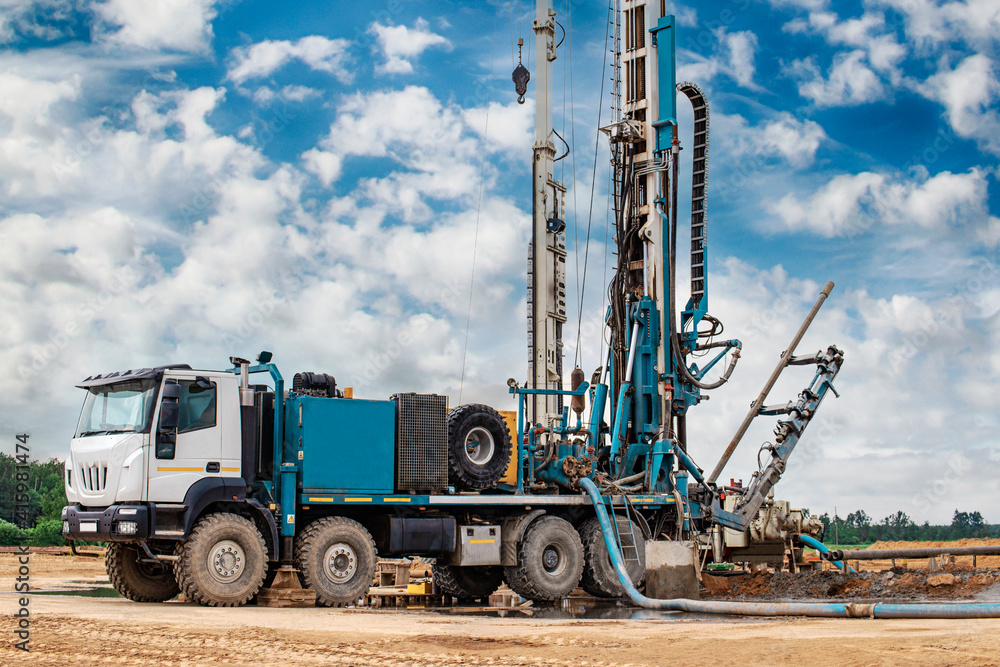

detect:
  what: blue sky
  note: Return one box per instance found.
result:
[1,0,998,524]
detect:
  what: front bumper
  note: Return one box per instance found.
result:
[62,504,151,542]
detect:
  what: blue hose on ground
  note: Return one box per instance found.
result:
[797,534,856,573]
[580,478,1000,619]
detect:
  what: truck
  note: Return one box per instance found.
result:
[61,0,842,607]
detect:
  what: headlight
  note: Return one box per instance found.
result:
[115,521,138,535]
[118,508,138,516]
[62,521,69,534]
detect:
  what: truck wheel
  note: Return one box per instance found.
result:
[175,513,267,607]
[295,517,376,607]
[578,516,645,598]
[432,563,503,600]
[504,516,583,602]
[106,543,180,602]
[448,404,511,490]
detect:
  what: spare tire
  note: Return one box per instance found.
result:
[447,404,511,490]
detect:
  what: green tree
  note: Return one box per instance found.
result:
[846,510,873,542]
[0,519,27,546]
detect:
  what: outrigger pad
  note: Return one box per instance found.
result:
[645,541,700,600]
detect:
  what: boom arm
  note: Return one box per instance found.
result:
[711,344,844,531]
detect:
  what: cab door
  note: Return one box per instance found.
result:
[146,374,223,502]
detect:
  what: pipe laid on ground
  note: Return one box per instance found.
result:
[828,545,1000,561]
[797,534,855,573]
[580,477,1000,619]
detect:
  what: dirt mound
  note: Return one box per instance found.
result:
[866,538,1000,550]
[701,568,1000,601]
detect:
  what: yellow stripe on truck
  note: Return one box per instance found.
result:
[156,467,202,472]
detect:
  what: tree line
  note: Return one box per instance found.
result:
[817,509,1000,545]
[0,453,66,546]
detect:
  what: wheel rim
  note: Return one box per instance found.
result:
[464,427,495,465]
[323,543,357,583]
[542,542,566,576]
[208,540,245,583]
[137,559,170,578]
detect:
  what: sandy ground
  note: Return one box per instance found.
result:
[3,553,1000,666]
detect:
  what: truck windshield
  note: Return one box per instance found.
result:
[75,379,159,437]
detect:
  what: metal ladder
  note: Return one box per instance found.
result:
[608,496,642,567]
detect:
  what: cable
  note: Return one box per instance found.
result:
[575,0,613,370]
[459,6,499,404]
[509,0,517,70]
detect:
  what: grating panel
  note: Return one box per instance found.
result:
[394,393,448,494]
[79,463,107,492]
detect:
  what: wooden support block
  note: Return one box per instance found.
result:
[257,587,317,608]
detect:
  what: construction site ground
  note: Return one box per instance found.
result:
[3,544,1000,667]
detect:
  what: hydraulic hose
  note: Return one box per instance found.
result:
[797,534,855,573]
[580,477,1000,619]
[662,126,737,392]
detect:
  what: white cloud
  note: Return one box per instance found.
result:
[323,85,470,160]
[767,168,996,237]
[461,98,533,154]
[227,36,352,84]
[791,50,886,106]
[93,0,219,53]
[768,172,885,236]
[721,29,759,88]
[0,0,76,43]
[301,148,341,187]
[917,54,1000,156]
[869,0,1000,51]
[676,28,760,88]
[759,113,827,167]
[768,0,829,8]
[369,18,450,75]
[280,85,319,102]
[719,111,827,168]
[662,2,697,27]
[251,84,320,105]
[784,10,906,76]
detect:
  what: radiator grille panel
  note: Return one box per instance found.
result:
[79,463,108,492]
[394,393,448,494]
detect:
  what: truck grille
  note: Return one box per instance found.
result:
[79,463,108,493]
[394,393,448,494]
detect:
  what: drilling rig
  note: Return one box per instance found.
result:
[62,1,842,609]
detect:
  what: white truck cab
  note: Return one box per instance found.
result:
[62,365,274,552]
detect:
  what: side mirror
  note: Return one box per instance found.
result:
[162,382,181,400]
[190,377,213,393]
[159,401,180,431]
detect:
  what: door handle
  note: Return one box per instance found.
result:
[206,462,220,473]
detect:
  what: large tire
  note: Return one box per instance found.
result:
[448,404,511,490]
[504,516,583,602]
[174,513,267,607]
[432,563,504,600]
[295,517,377,607]
[106,543,180,602]
[578,516,645,598]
